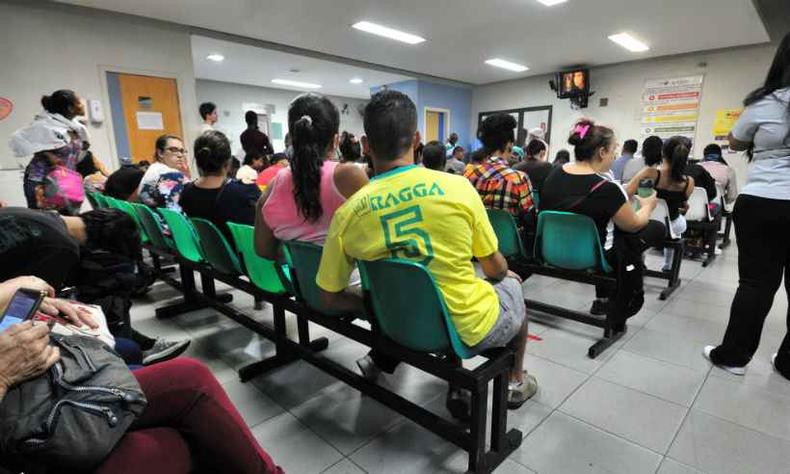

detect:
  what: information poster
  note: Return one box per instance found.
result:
[640,75,704,141]
[712,108,743,142]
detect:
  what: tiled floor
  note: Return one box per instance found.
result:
[130,243,790,473]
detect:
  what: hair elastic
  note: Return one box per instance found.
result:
[575,124,591,139]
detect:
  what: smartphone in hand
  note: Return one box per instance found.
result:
[0,288,46,332]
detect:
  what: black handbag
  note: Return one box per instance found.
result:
[0,334,147,472]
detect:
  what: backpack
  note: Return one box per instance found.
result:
[0,335,147,472]
[42,165,85,214]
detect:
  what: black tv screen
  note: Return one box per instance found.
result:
[556,69,589,98]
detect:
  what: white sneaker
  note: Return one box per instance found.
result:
[703,345,746,376]
[142,338,191,366]
[772,353,777,371]
[714,247,722,255]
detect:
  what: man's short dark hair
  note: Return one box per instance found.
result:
[703,143,722,157]
[623,139,638,154]
[364,90,417,161]
[245,110,258,126]
[199,102,217,120]
[422,141,446,171]
[478,114,517,153]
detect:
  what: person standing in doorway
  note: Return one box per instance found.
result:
[704,32,790,380]
[240,110,274,157]
[199,102,218,133]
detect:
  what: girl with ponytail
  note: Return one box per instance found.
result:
[626,135,694,272]
[255,93,369,259]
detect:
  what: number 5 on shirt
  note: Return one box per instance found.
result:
[380,205,434,266]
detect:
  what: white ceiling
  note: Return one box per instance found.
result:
[192,35,413,99]
[57,0,769,85]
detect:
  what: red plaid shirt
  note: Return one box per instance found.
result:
[464,156,534,218]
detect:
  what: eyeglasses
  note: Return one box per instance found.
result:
[164,147,187,155]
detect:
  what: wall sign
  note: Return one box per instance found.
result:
[640,75,704,141]
[0,97,14,121]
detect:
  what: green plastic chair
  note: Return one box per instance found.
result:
[132,203,174,252]
[190,218,242,275]
[110,199,150,244]
[85,191,100,209]
[157,208,205,264]
[358,259,476,359]
[226,223,290,295]
[283,240,348,316]
[486,209,527,258]
[93,193,109,208]
[534,211,612,273]
[103,196,123,210]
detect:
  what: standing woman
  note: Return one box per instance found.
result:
[705,33,790,379]
[11,90,88,211]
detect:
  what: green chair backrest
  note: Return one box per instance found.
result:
[104,196,124,210]
[283,240,347,316]
[486,209,526,258]
[111,199,149,244]
[85,191,100,209]
[532,189,540,209]
[358,259,474,358]
[93,193,109,208]
[157,208,205,263]
[190,218,242,275]
[226,223,289,295]
[132,203,173,252]
[535,211,612,273]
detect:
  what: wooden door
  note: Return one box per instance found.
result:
[117,74,183,163]
[425,110,440,142]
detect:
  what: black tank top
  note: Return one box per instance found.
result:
[655,170,690,220]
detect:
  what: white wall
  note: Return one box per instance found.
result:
[472,43,777,189]
[0,2,201,206]
[195,79,368,157]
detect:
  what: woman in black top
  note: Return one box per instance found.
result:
[541,119,664,324]
[626,136,695,271]
[179,131,262,247]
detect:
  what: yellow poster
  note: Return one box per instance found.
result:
[713,108,743,140]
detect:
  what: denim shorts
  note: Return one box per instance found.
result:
[473,276,527,351]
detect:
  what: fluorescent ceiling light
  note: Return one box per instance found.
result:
[271,79,322,89]
[485,58,529,72]
[536,0,567,6]
[352,21,426,45]
[608,32,650,52]
[206,53,224,62]
[349,78,364,84]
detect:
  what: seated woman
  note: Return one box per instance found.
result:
[700,143,738,206]
[514,139,554,194]
[626,136,695,272]
[0,277,283,474]
[621,135,663,183]
[0,207,189,366]
[180,131,262,245]
[254,93,368,259]
[540,119,664,325]
[138,134,191,211]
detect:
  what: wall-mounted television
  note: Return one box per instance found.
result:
[555,69,590,99]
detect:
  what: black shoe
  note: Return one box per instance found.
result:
[590,298,609,316]
[446,387,471,422]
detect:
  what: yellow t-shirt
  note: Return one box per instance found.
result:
[316,165,500,346]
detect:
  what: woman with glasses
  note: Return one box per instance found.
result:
[138,134,191,211]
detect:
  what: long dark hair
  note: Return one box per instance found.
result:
[744,31,790,148]
[662,136,691,182]
[288,93,339,222]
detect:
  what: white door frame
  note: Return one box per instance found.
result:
[423,107,451,142]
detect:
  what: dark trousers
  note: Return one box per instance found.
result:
[95,358,284,474]
[711,194,790,378]
[596,220,666,321]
